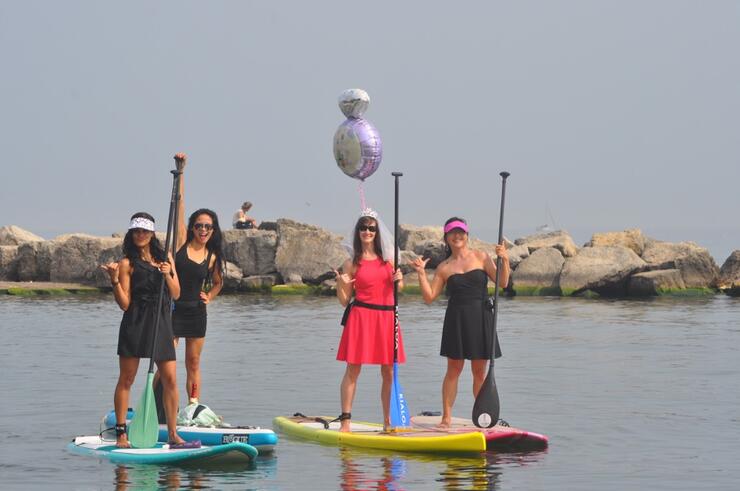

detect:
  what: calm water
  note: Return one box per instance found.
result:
[1,293,739,490]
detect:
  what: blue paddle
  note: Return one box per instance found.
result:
[389,171,410,428]
[128,161,183,447]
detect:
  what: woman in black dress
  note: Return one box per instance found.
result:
[409,217,510,428]
[101,212,186,448]
[172,154,224,404]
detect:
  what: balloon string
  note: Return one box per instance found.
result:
[358,181,367,211]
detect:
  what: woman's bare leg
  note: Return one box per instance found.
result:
[114,356,140,447]
[340,363,362,432]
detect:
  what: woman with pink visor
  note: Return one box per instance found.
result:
[409,217,510,428]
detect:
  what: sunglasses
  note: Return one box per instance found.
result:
[131,228,153,234]
[193,223,213,231]
[358,225,377,232]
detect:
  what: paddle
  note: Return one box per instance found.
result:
[472,171,510,428]
[389,171,410,428]
[128,161,183,448]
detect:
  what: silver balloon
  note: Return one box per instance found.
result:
[334,118,382,181]
[338,88,370,119]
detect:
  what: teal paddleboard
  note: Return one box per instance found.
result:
[68,435,257,465]
[103,409,278,452]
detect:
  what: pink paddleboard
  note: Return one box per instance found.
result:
[410,415,548,451]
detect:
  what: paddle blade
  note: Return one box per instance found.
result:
[128,372,159,448]
[472,367,500,428]
[390,362,410,427]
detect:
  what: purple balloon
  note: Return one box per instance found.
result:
[333,117,382,181]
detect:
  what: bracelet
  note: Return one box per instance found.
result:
[111,280,119,286]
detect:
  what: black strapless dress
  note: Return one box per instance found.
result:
[441,269,502,360]
[117,258,176,361]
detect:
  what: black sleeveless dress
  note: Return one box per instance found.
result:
[117,258,176,361]
[172,246,209,338]
[441,269,502,360]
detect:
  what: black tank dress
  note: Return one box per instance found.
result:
[117,258,176,361]
[440,269,502,360]
[172,246,210,338]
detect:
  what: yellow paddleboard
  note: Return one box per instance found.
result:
[273,415,486,454]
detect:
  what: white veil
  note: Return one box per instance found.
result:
[341,208,396,264]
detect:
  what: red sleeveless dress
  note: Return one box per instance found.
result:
[336,258,406,365]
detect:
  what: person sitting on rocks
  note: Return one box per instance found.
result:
[233,201,258,230]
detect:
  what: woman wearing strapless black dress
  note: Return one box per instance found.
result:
[172,154,224,404]
[409,217,510,428]
[100,212,187,448]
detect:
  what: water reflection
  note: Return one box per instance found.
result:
[336,447,548,491]
[112,455,275,490]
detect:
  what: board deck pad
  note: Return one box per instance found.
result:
[273,414,486,454]
[410,415,548,450]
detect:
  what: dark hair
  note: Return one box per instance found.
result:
[443,216,468,259]
[122,212,166,263]
[352,215,385,265]
[186,208,225,275]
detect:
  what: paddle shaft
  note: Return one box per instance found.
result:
[490,171,509,365]
[145,168,182,374]
[392,172,402,361]
[471,171,509,428]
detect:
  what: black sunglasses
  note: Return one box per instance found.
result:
[358,225,377,232]
[193,223,213,231]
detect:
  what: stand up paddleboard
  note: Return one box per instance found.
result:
[273,414,486,454]
[103,409,278,452]
[410,414,548,451]
[68,436,257,465]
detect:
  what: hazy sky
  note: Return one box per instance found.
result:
[2,1,738,259]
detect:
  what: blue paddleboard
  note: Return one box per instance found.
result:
[103,409,278,452]
[68,435,257,465]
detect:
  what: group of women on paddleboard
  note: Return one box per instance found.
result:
[101,154,224,448]
[99,152,509,447]
[333,212,509,431]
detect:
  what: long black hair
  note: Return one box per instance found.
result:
[443,216,468,259]
[352,215,385,265]
[122,212,166,263]
[186,208,225,275]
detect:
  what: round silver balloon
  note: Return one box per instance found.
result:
[338,88,370,119]
[333,117,382,181]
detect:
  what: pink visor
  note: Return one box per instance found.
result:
[444,220,469,234]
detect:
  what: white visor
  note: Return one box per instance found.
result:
[128,217,155,231]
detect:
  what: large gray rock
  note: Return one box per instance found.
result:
[512,247,565,291]
[628,269,686,296]
[0,245,19,280]
[398,224,443,251]
[718,250,740,289]
[506,244,530,270]
[274,219,348,284]
[239,274,277,291]
[0,225,44,246]
[641,241,719,288]
[413,239,446,269]
[515,230,579,258]
[16,241,57,281]
[586,229,647,256]
[222,229,277,276]
[50,234,122,286]
[559,246,646,296]
[222,261,243,291]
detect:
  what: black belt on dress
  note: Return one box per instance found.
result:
[341,300,394,326]
[448,296,495,311]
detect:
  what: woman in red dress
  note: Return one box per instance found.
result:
[334,209,404,432]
